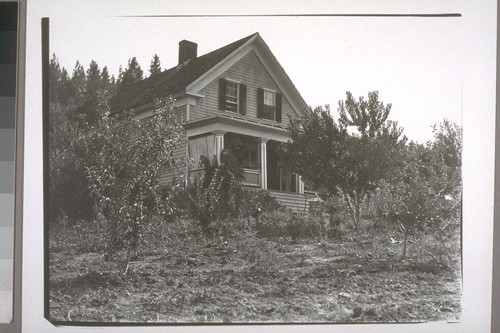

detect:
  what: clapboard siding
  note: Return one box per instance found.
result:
[159,105,187,185]
[125,105,187,186]
[175,105,187,123]
[158,138,187,186]
[191,50,295,128]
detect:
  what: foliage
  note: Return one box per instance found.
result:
[149,54,162,76]
[48,55,119,223]
[338,91,391,138]
[83,93,184,268]
[188,150,245,233]
[240,187,284,221]
[117,57,144,90]
[286,91,405,227]
[308,195,345,239]
[376,120,462,259]
[187,139,284,234]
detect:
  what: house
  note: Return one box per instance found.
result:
[111,33,311,212]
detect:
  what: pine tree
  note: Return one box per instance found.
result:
[85,60,101,100]
[117,57,144,90]
[69,61,86,106]
[149,54,162,76]
[100,66,117,96]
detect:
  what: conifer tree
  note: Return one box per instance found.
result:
[149,54,162,76]
[117,57,144,90]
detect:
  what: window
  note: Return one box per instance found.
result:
[241,141,259,169]
[262,90,276,120]
[257,88,282,122]
[225,135,259,170]
[219,78,246,115]
[225,80,239,112]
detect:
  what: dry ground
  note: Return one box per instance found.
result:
[48,219,461,324]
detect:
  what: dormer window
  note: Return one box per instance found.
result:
[257,88,282,122]
[219,78,246,115]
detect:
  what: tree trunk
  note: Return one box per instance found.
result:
[354,199,361,228]
[342,191,360,228]
[123,245,132,274]
[402,231,408,260]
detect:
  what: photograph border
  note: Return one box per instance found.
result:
[23,1,498,332]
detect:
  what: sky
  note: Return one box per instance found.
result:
[38,1,465,143]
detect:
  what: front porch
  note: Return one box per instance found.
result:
[184,115,308,210]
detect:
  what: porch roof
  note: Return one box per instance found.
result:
[183,115,290,142]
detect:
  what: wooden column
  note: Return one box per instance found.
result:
[213,130,226,165]
[299,175,305,194]
[260,138,269,189]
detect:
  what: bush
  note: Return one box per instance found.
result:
[309,195,346,239]
[241,187,284,219]
[187,151,284,234]
[188,151,245,233]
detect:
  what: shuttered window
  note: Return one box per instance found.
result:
[257,88,282,122]
[218,78,246,115]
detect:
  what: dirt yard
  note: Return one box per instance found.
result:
[48,218,461,324]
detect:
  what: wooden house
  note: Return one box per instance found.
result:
[111,33,311,211]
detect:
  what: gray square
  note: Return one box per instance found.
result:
[0,97,15,129]
[0,65,16,97]
[0,194,13,226]
[0,259,12,290]
[0,227,13,259]
[0,162,14,193]
[0,129,15,161]
[0,291,12,323]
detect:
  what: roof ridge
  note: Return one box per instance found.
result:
[167,32,259,72]
[110,32,259,113]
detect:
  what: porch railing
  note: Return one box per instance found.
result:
[188,168,261,187]
[242,168,260,187]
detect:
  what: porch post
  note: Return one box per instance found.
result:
[298,175,305,194]
[213,130,226,165]
[260,138,269,189]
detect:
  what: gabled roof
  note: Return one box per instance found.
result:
[110,33,258,113]
[110,32,310,117]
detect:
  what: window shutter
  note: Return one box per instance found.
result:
[257,88,264,118]
[239,84,246,115]
[276,92,282,122]
[218,78,226,110]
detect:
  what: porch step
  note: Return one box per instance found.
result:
[268,190,310,214]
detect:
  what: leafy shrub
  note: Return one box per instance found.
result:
[188,151,245,234]
[374,121,462,260]
[309,195,346,239]
[84,96,184,267]
[188,151,284,235]
[241,187,284,219]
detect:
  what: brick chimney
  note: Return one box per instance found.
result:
[178,40,198,64]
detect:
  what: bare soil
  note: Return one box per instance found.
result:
[48,220,461,324]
